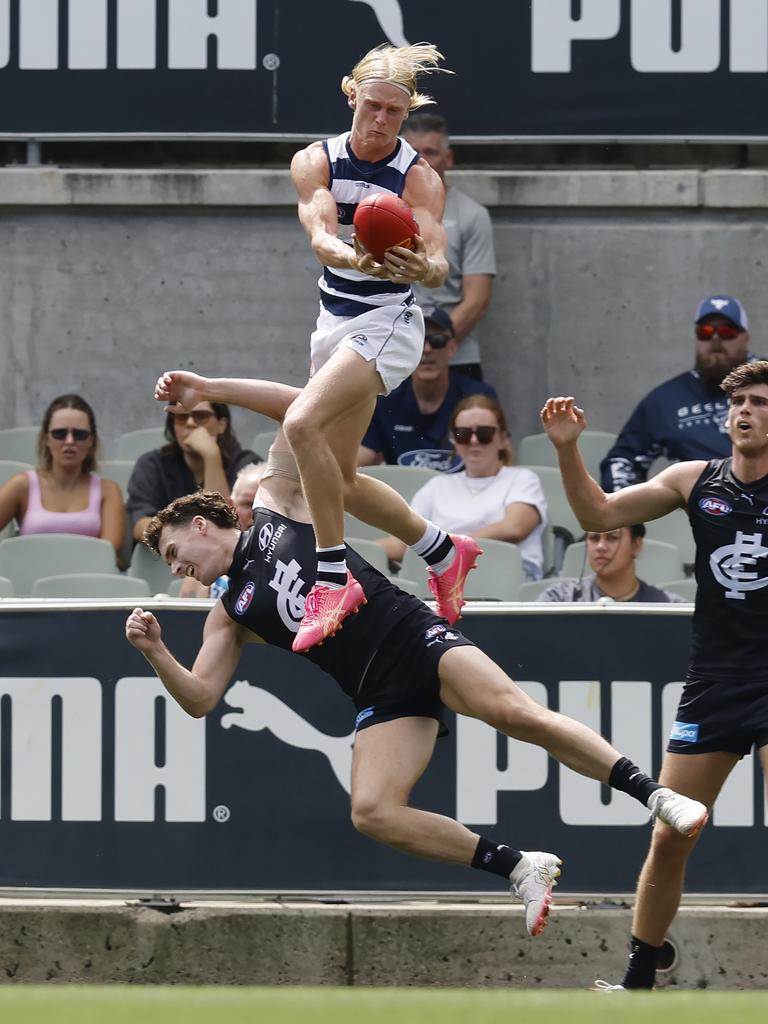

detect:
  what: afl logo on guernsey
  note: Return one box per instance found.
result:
[235,582,255,615]
[699,496,732,516]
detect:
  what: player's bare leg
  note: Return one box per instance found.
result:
[351,716,561,936]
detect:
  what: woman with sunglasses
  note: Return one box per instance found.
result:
[381,395,547,579]
[126,401,259,544]
[0,394,125,556]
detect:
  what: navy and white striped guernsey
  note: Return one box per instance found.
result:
[320,131,421,318]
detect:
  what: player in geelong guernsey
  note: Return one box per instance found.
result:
[284,44,483,654]
[125,384,709,940]
[542,363,768,990]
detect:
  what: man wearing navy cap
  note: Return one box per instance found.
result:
[358,302,496,472]
[600,296,754,491]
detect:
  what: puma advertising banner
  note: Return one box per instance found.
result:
[2,1,768,138]
[0,604,765,895]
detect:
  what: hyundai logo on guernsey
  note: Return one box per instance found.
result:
[258,522,274,551]
[700,496,732,516]
[235,582,255,615]
[670,721,700,744]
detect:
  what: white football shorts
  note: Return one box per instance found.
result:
[309,301,425,396]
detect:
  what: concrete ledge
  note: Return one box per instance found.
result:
[0,166,767,209]
[0,900,765,988]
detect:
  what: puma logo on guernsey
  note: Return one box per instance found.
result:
[220,680,354,793]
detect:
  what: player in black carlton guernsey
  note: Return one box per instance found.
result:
[125,390,708,940]
[542,361,768,990]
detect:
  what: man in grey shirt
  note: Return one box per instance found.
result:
[404,112,496,380]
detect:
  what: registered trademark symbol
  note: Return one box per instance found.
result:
[262,53,280,71]
[212,805,230,823]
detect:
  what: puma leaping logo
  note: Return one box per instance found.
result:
[220,679,355,793]
[346,0,410,47]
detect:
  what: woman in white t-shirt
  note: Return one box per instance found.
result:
[381,395,548,579]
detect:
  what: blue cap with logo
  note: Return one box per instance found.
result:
[694,295,748,331]
[421,302,455,337]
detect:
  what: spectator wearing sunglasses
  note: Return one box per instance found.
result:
[0,394,125,556]
[600,295,757,491]
[358,303,496,472]
[380,395,547,579]
[126,401,260,543]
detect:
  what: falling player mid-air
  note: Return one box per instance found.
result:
[125,370,709,939]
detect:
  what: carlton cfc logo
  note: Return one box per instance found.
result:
[235,582,255,615]
[699,496,732,517]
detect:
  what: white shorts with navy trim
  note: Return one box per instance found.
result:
[309,302,425,396]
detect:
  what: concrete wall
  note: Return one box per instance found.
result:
[2,167,767,454]
[0,899,765,988]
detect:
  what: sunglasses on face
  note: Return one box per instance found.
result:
[169,410,215,426]
[425,331,452,350]
[452,425,498,445]
[48,428,92,442]
[695,322,741,341]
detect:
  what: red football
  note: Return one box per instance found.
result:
[353,193,419,263]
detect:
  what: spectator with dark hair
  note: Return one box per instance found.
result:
[358,302,496,471]
[538,525,685,603]
[0,393,124,557]
[403,111,496,380]
[600,295,758,491]
[380,395,547,579]
[126,400,259,543]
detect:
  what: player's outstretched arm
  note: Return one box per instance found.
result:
[125,602,243,718]
[541,396,692,530]
[155,371,301,424]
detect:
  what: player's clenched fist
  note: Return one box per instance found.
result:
[540,396,587,448]
[154,370,207,411]
[125,607,162,652]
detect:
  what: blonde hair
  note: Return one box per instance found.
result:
[341,43,451,111]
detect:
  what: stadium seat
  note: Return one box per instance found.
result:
[561,538,683,586]
[517,578,579,601]
[0,575,14,598]
[526,466,583,572]
[517,430,616,481]
[127,541,174,596]
[0,427,38,464]
[400,538,525,601]
[252,430,277,459]
[659,578,697,601]
[31,573,152,599]
[116,428,166,461]
[346,537,390,575]
[0,534,118,596]
[357,464,438,503]
[100,459,136,496]
[0,459,33,488]
[645,508,695,569]
[343,512,383,542]
[0,461,32,540]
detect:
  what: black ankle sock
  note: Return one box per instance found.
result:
[609,756,663,807]
[470,836,523,880]
[622,935,661,989]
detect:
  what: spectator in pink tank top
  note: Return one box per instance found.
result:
[0,394,125,559]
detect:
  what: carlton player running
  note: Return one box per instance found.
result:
[541,361,768,990]
[125,428,708,940]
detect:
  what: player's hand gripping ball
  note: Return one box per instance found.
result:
[353,193,419,263]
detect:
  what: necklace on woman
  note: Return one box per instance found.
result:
[596,580,640,602]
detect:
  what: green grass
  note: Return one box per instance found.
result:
[0,987,766,1024]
